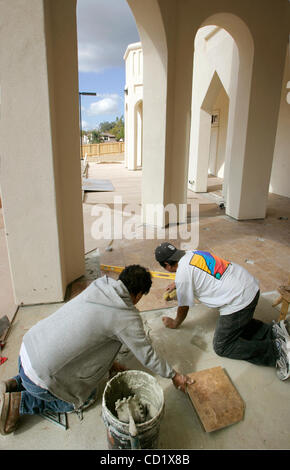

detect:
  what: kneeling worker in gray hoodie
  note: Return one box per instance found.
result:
[0,264,193,435]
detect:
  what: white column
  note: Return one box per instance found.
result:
[225,40,287,219]
[189,109,212,192]
[126,100,137,170]
[136,102,143,167]
[0,0,84,305]
[124,103,129,167]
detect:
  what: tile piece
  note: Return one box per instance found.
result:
[187,366,245,432]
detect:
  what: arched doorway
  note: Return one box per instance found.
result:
[188,26,234,197]
[188,17,253,216]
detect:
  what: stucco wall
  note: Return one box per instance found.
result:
[188,26,237,191]
[128,0,289,222]
[270,47,290,198]
[0,0,84,304]
[124,42,143,170]
[192,24,290,199]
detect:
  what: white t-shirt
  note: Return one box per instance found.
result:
[175,251,259,315]
[20,343,49,390]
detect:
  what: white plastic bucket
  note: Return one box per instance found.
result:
[102,370,164,449]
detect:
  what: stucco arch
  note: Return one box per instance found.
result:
[127,0,169,225]
[199,13,254,213]
[127,0,288,224]
[184,4,287,219]
[189,68,230,192]
[188,13,254,208]
[199,12,254,54]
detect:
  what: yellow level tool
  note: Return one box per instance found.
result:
[100,264,176,280]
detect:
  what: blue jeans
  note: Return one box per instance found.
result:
[13,358,74,415]
[213,291,277,367]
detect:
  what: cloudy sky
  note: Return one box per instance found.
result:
[77,0,140,130]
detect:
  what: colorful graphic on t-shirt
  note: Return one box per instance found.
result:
[189,251,230,280]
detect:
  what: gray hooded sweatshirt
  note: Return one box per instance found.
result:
[22,276,175,409]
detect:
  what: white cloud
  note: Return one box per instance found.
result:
[77,0,140,73]
[88,95,120,116]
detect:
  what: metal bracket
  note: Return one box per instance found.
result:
[40,411,68,430]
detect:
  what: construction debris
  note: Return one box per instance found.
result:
[0,315,10,337]
[105,240,114,252]
[0,354,8,366]
[0,317,9,365]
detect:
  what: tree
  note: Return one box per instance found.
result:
[95,116,124,141]
[109,116,124,141]
[98,121,114,133]
[91,130,102,143]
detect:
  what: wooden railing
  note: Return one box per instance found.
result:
[80,141,124,158]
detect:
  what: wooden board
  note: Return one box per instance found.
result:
[187,366,245,432]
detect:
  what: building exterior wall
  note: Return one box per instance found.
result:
[188,26,238,193]
[125,22,289,200]
[0,0,84,305]
[270,47,290,198]
[129,0,289,222]
[124,42,143,170]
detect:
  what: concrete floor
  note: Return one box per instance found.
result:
[1,161,290,450]
[0,292,289,450]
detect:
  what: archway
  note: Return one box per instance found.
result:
[188,16,253,215]
[127,0,169,226]
[123,41,143,171]
[208,87,229,180]
[126,5,256,224]
[189,65,230,193]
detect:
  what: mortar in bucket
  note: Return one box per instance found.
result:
[102,370,164,449]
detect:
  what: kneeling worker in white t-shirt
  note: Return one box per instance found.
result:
[155,242,290,381]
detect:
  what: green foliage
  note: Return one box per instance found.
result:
[110,116,124,141]
[98,121,114,133]
[98,116,124,141]
[91,129,102,143]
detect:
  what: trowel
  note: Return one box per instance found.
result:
[115,395,145,449]
[163,288,177,301]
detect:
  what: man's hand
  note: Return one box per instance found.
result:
[162,306,189,329]
[172,372,195,393]
[109,361,128,378]
[162,316,178,329]
[166,282,176,292]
